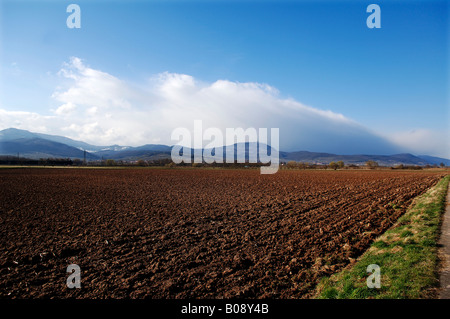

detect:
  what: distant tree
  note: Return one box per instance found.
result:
[366,160,379,169]
[287,161,298,169]
[440,162,445,168]
[165,162,176,168]
[298,162,307,169]
[329,161,339,170]
[337,161,345,169]
[105,159,116,166]
[136,159,147,167]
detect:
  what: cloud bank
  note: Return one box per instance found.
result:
[1,57,448,157]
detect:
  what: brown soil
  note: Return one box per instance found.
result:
[0,168,445,298]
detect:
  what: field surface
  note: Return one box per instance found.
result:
[0,168,445,298]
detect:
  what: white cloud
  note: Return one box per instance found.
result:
[0,109,55,133]
[0,57,445,157]
[54,102,77,115]
[52,57,134,110]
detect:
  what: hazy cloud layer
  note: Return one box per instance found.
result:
[386,129,449,158]
[1,57,448,157]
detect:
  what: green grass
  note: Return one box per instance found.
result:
[314,174,450,299]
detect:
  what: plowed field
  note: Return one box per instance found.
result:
[0,168,445,298]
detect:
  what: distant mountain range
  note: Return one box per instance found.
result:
[0,128,449,166]
[279,151,449,166]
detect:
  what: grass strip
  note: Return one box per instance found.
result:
[314,174,450,299]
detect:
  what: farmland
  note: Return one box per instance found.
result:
[0,168,446,298]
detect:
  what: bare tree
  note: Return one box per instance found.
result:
[366,160,379,169]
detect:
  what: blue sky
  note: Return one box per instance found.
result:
[0,0,448,156]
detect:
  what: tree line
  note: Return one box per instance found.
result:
[0,156,446,169]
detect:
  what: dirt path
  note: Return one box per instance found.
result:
[439,185,450,299]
